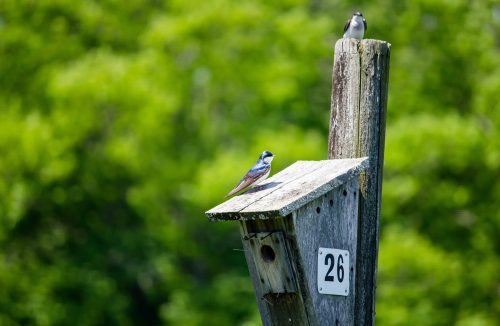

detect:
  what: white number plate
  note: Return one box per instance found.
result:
[317,247,349,296]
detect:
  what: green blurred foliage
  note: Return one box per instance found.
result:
[0,0,499,324]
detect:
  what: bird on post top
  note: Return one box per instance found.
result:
[343,12,367,40]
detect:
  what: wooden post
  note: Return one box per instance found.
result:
[328,39,391,325]
[205,38,390,326]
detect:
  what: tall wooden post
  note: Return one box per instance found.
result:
[328,39,391,325]
[206,38,390,326]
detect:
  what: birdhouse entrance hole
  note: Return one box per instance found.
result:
[260,245,276,263]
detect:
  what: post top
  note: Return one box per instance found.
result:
[205,157,368,221]
[334,38,391,55]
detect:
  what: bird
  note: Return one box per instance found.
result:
[343,12,367,40]
[225,150,274,198]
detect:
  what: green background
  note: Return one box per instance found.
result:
[0,0,499,325]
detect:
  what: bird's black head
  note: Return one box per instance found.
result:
[259,150,274,164]
[354,12,363,17]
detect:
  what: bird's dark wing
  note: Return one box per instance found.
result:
[225,165,270,197]
[363,18,367,31]
[343,19,351,33]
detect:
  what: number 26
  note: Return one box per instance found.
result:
[324,253,345,283]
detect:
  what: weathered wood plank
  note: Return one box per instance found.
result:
[294,179,359,326]
[245,231,297,294]
[328,38,390,325]
[355,39,390,326]
[205,158,368,221]
[328,38,361,158]
[239,217,312,326]
[264,293,310,326]
[241,158,367,217]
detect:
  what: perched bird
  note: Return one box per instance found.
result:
[343,12,367,40]
[225,151,274,198]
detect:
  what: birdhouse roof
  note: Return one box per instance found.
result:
[205,157,368,221]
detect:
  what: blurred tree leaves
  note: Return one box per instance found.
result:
[0,0,499,325]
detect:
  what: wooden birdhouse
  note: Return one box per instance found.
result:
[206,158,368,325]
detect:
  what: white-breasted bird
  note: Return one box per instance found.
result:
[225,151,274,198]
[343,12,367,40]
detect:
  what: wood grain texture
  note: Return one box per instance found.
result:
[294,179,359,326]
[245,231,297,294]
[329,38,361,158]
[205,158,368,221]
[239,217,312,326]
[328,38,390,325]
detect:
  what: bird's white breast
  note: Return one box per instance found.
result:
[252,169,270,187]
[351,20,362,28]
[344,16,365,40]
